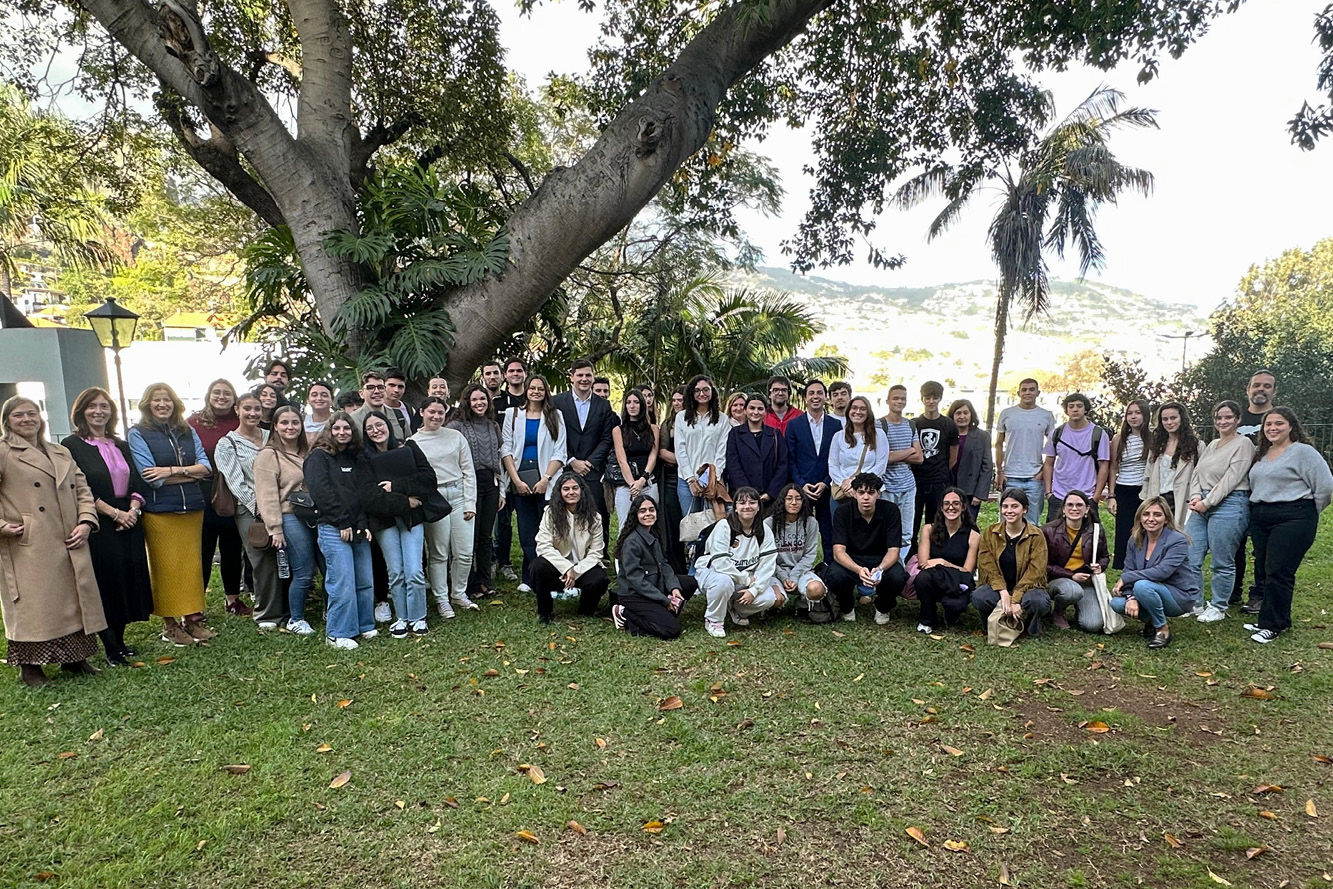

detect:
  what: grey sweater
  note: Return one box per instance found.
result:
[1248,443,1333,512]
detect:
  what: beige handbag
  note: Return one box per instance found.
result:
[987,607,1024,647]
[832,440,870,501]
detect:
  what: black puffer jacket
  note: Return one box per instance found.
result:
[305,446,370,533]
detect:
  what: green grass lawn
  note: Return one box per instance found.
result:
[4,508,1333,889]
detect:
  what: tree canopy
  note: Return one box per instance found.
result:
[5,0,1313,384]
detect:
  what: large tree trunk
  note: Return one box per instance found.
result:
[986,288,1012,430]
[439,0,833,386]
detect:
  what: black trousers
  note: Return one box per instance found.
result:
[620,576,699,639]
[1231,537,1263,607]
[658,466,687,575]
[825,557,909,614]
[912,483,946,553]
[1252,500,1319,634]
[532,558,611,619]
[494,491,516,569]
[914,565,975,630]
[1111,482,1142,570]
[201,504,243,597]
[467,471,501,594]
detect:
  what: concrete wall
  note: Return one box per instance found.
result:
[0,328,108,439]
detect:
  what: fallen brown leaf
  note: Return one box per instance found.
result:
[567,683,580,690]
[1084,721,1111,734]
[905,826,928,846]
[978,688,993,701]
[642,820,665,834]
[483,668,500,677]
[88,728,104,742]
[658,695,684,711]
[527,765,547,785]
[1258,810,1277,820]
[941,745,964,757]
[1313,754,1332,765]
[444,797,459,808]
[591,781,620,791]
[1207,867,1232,886]
[329,770,351,789]
[156,657,175,665]
[595,737,607,749]
[989,826,1011,835]
[567,820,587,835]
[944,839,970,853]
[220,764,251,775]
[1163,832,1183,849]
[776,827,787,846]
[1246,846,1269,860]
[337,699,352,708]
[1253,784,1283,794]
[514,829,540,845]
[1240,687,1274,701]
[998,862,1013,886]
[1307,799,1318,818]
[57,751,77,760]
[1317,641,1333,650]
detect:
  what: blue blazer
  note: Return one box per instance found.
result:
[1121,527,1201,603]
[785,412,842,489]
[726,424,788,501]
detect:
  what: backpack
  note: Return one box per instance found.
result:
[1051,422,1106,459]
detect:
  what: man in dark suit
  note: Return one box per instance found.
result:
[552,358,617,544]
[785,379,842,563]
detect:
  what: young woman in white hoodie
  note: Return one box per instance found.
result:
[411,396,479,619]
[695,487,781,638]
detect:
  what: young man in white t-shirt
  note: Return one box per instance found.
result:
[993,378,1054,525]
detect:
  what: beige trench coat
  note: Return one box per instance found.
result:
[0,438,108,642]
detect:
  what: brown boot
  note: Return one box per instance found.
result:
[183,617,216,642]
[19,665,50,687]
[161,621,197,647]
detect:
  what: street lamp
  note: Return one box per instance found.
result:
[1158,329,1196,375]
[85,297,140,424]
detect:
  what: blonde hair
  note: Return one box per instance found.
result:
[1130,496,1184,548]
[136,383,189,433]
[1,396,46,444]
[195,378,239,427]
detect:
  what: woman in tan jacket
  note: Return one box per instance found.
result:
[0,396,107,686]
[971,487,1051,638]
[253,405,316,635]
[1140,401,1197,528]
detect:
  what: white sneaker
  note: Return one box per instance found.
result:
[705,619,726,638]
[410,620,429,636]
[326,636,358,650]
[874,610,893,626]
[611,604,626,631]
[389,620,409,639]
[257,620,279,630]
[451,594,480,611]
[729,607,750,627]
[1243,623,1261,632]
[841,609,856,622]
[916,622,931,633]
[360,628,379,640]
[437,600,456,619]
[1250,628,1279,644]
[500,565,518,581]
[1197,606,1227,623]
[517,583,533,593]
[287,619,315,636]
[373,602,392,623]
[1188,602,1208,617]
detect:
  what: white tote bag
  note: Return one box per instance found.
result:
[1090,523,1125,635]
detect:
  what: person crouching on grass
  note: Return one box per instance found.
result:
[612,493,698,638]
[695,487,781,638]
[824,472,909,625]
[532,472,610,624]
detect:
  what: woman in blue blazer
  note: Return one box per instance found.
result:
[725,394,788,505]
[1111,495,1201,649]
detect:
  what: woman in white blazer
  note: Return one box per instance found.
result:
[828,396,890,509]
[674,374,730,516]
[532,472,609,623]
[500,375,568,591]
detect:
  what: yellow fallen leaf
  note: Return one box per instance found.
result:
[337,699,352,708]
[394,800,405,810]
[483,668,500,677]
[905,826,928,846]
[527,765,547,785]
[88,728,104,742]
[989,826,1011,834]
[1163,832,1183,849]
[567,683,580,690]
[853,673,864,682]
[1253,783,1283,794]
[659,695,684,711]
[978,688,993,701]
[1258,810,1277,820]
[329,770,351,789]
[595,737,607,749]
[1241,687,1274,700]
[1207,868,1232,886]
[941,745,963,756]
[776,827,786,846]
[1085,721,1110,734]
[567,820,587,835]
[514,829,540,844]
[499,793,510,805]
[220,764,251,775]
[1307,799,1319,818]
[156,657,176,665]
[57,751,77,760]
[998,862,1012,886]
[642,820,665,834]
[944,839,970,853]
[316,743,333,753]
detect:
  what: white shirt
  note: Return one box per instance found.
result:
[573,391,592,429]
[805,411,826,456]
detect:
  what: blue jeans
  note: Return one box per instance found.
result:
[879,485,916,550]
[1005,476,1045,526]
[1185,489,1250,610]
[676,477,707,516]
[281,514,318,623]
[1112,579,1188,630]
[376,522,426,623]
[318,525,375,639]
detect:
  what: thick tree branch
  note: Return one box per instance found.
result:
[440,0,834,384]
[287,0,355,156]
[247,49,304,83]
[351,113,423,184]
[503,151,537,196]
[156,88,285,227]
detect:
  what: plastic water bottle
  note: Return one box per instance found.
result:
[276,545,291,580]
[858,568,881,603]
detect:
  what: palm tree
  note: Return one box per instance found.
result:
[895,86,1157,427]
[0,85,115,302]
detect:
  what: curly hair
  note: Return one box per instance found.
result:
[545,472,601,552]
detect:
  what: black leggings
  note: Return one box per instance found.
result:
[531,558,611,619]
[620,576,699,639]
[1112,483,1141,570]
[201,505,243,597]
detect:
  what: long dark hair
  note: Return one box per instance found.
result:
[930,485,979,548]
[1147,401,1198,468]
[361,410,401,456]
[620,387,652,439]
[1058,489,1100,529]
[71,386,119,439]
[521,374,562,441]
[1254,406,1308,461]
[453,383,494,423]
[768,482,811,538]
[614,491,664,562]
[546,471,600,551]
[313,411,362,454]
[841,395,877,449]
[724,486,767,546]
[1114,399,1151,464]
[684,374,720,426]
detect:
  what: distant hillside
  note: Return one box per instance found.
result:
[729,266,1209,404]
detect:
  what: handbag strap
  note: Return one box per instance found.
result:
[1090,523,1100,564]
[854,437,869,474]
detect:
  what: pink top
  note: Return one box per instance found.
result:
[86,436,133,499]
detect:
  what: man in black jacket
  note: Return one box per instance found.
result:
[552,358,617,544]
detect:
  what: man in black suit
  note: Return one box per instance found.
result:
[552,358,617,544]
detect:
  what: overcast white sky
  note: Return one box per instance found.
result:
[496,0,1333,311]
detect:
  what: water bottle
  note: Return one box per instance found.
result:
[858,568,881,603]
[276,545,291,580]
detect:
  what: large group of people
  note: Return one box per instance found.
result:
[1,356,1329,684]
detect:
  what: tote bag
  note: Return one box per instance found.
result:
[1089,524,1125,634]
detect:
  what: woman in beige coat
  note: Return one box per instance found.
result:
[0,396,107,686]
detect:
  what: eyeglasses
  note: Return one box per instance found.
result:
[694,386,713,393]
[363,383,385,391]
[941,501,964,508]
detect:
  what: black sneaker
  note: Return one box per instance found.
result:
[389,620,409,639]
[1250,628,1279,644]
[1241,599,1263,615]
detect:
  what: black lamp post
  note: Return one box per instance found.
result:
[85,297,140,424]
